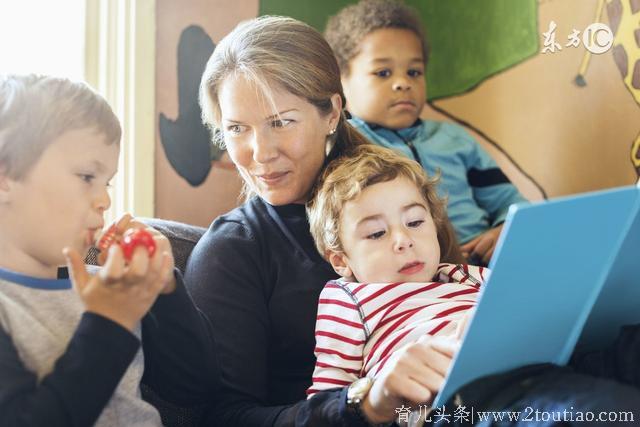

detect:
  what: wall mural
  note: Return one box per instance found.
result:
[156,0,639,224]
[159,25,222,186]
[599,0,640,177]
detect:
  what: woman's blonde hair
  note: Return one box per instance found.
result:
[307,144,464,264]
[199,16,369,182]
[0,74,120,180]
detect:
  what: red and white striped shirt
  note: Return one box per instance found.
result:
[307,263,488,397]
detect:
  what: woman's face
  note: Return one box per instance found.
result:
[218,74,341,205]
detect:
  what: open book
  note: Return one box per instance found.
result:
[433,184,640,407]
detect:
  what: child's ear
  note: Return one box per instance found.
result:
[327,250,353,279]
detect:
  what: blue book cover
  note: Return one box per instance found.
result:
[433,185,640,407]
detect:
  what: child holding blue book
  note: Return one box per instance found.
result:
[306,143,640,425]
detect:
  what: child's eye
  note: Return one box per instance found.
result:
[408,69,423,77]
[374,69,391,78]
[271,119,292,129]
[407,220,425,228]
[78,174,95,184]
[366,230,386,240]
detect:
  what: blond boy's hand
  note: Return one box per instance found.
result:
[96,214,176,293]
[63,215,176,332]
[460,223,504,265]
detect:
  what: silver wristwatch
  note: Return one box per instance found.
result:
[346,377,393,427]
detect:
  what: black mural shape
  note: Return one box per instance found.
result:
[159,25,224,187]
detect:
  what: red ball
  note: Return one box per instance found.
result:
[120,229,157,261]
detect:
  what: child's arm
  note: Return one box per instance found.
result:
[0,219,176,426]
[139,270,219,405]
[0,311,141,426]
[460,134,527,264]
[307,283,367,398]
[465,141,527,225]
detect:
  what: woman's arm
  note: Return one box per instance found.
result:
[140,270,219,405]
[184,220,369,427]
[571,324,640,388]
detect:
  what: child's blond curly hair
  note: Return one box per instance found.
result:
[307,144,463,264]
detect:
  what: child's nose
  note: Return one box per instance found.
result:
[94,187,111,212]
[393,231,414,252]
[392,77,411,91]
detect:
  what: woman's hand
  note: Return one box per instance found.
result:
[460,224,504,265]
[360,337,459,423]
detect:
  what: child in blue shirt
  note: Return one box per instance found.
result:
[325,0,527,265]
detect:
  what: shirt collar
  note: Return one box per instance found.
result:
[0,267,72,290]
[351,115,424,141]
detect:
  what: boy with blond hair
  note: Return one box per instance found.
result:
[0,74,217,426]
[325,0,527,265]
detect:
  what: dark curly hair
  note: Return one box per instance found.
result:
[324,0,429,75]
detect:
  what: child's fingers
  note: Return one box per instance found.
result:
[396,340,453,389]
[99,244,126,285]
[473,235,493,258]
[106,213,136,244]
[455,312,472,340]
[408,364,446,399]
[430,337,460,359]
[124,246,151,284]
[63,247,90,293]
[483,246,496,265]
[479,225,502,264]
[412,336,457,375]
[157,252,176,293]
[150,234,172,271]
[96,213,133,263]
[114,212,134,233]
[460,237,479,254]
[159,252,173,279]
[126,218,148,231]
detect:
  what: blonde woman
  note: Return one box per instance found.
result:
[186,15,465,426]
